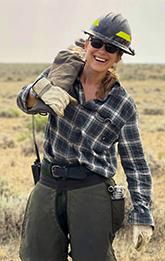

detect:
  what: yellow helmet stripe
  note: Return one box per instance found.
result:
[116,31,131,42]
[92,18,100,27]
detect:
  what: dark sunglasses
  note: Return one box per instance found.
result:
[90,36,119,54]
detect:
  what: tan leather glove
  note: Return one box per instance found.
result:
[32,77,77,116]
[48,50,84,90]
[133,225,153,251]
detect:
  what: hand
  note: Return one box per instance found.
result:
[48,50,84,90]
[133,225,153,251]
[32,77,77,116]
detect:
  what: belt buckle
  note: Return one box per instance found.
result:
[51,165,67,179]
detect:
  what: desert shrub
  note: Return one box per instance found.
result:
[117,63,165,81]
[0,63,49,82]
[147,154,165,175]
[27,115,48,133]
[23,115,47,156]
[21,142,34,156]
[0,108,20,118]
[34,115,48,132]
[19,115,46,156]
[0,180,11,198]
[152,203,165,240]
[21,134,44,156]
[0,179,27,244]
[0,195,26,243]
[143,108,164,115]
[156,127,165,132]
[0,136,15,149]
[17,132,30,142]
[0,63,165,82]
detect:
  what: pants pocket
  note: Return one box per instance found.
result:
[111,198,125,234]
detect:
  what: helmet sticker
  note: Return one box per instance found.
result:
[92,18,100,27]
[116,31,131,42]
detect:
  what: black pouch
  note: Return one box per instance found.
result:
[111,196,125,234]
[31,161,41,185]
[106,182,125,234]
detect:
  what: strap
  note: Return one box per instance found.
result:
[32,115,40,163]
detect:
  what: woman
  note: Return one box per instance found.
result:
[17,12,154,261]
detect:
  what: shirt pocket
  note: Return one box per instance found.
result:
[87,113,121,153]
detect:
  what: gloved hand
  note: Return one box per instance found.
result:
[32,77,77,116]
[48,50,84,90]
[133,225,153,251]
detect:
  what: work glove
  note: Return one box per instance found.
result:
[133,225,153,251]
[32,77,77,117]
[48,50,84,91]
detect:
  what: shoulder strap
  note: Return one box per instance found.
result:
[32,115,40,163]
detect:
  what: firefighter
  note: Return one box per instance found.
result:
[17,12,154,261]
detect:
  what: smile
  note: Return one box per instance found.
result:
[94,56,107,63]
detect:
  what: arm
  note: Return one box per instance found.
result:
[118,110,154,250]
[17,50,84,116]
[118,111,154,227]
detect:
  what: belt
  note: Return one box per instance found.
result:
[40,158,107,190]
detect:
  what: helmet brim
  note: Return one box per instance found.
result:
[84,30,135,56]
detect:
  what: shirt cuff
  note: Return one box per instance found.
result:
[21,84,33,112]
[32,77,51,96]
[128,207,154,227]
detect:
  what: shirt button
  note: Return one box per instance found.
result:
[102,136,106,141]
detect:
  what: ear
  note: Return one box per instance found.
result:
[116,52,123,63]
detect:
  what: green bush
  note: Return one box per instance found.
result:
[27,115,48,133]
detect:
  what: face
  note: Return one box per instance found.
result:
[84,38,122,73]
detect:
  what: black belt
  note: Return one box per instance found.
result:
[40,158,107,190]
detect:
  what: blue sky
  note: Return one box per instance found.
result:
[0,0,164,63]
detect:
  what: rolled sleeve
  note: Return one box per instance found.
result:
[118,111,154,227]
[17,84,33,113]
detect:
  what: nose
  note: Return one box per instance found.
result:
[98,44,107,53]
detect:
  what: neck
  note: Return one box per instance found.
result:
[79,64,108,101]
[80,64,107,86]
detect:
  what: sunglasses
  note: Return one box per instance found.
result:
[90,36,119,54]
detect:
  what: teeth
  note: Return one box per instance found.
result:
[95,56,106,62]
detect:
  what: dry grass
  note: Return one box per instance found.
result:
[0,63,165,260]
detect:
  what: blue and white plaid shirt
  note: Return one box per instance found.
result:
[17,68,154,227]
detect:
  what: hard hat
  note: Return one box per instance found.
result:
[84,12,135,55]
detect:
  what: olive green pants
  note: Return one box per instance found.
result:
[20,181,124,261]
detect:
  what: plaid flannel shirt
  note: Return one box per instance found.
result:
[17,68,154,227]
